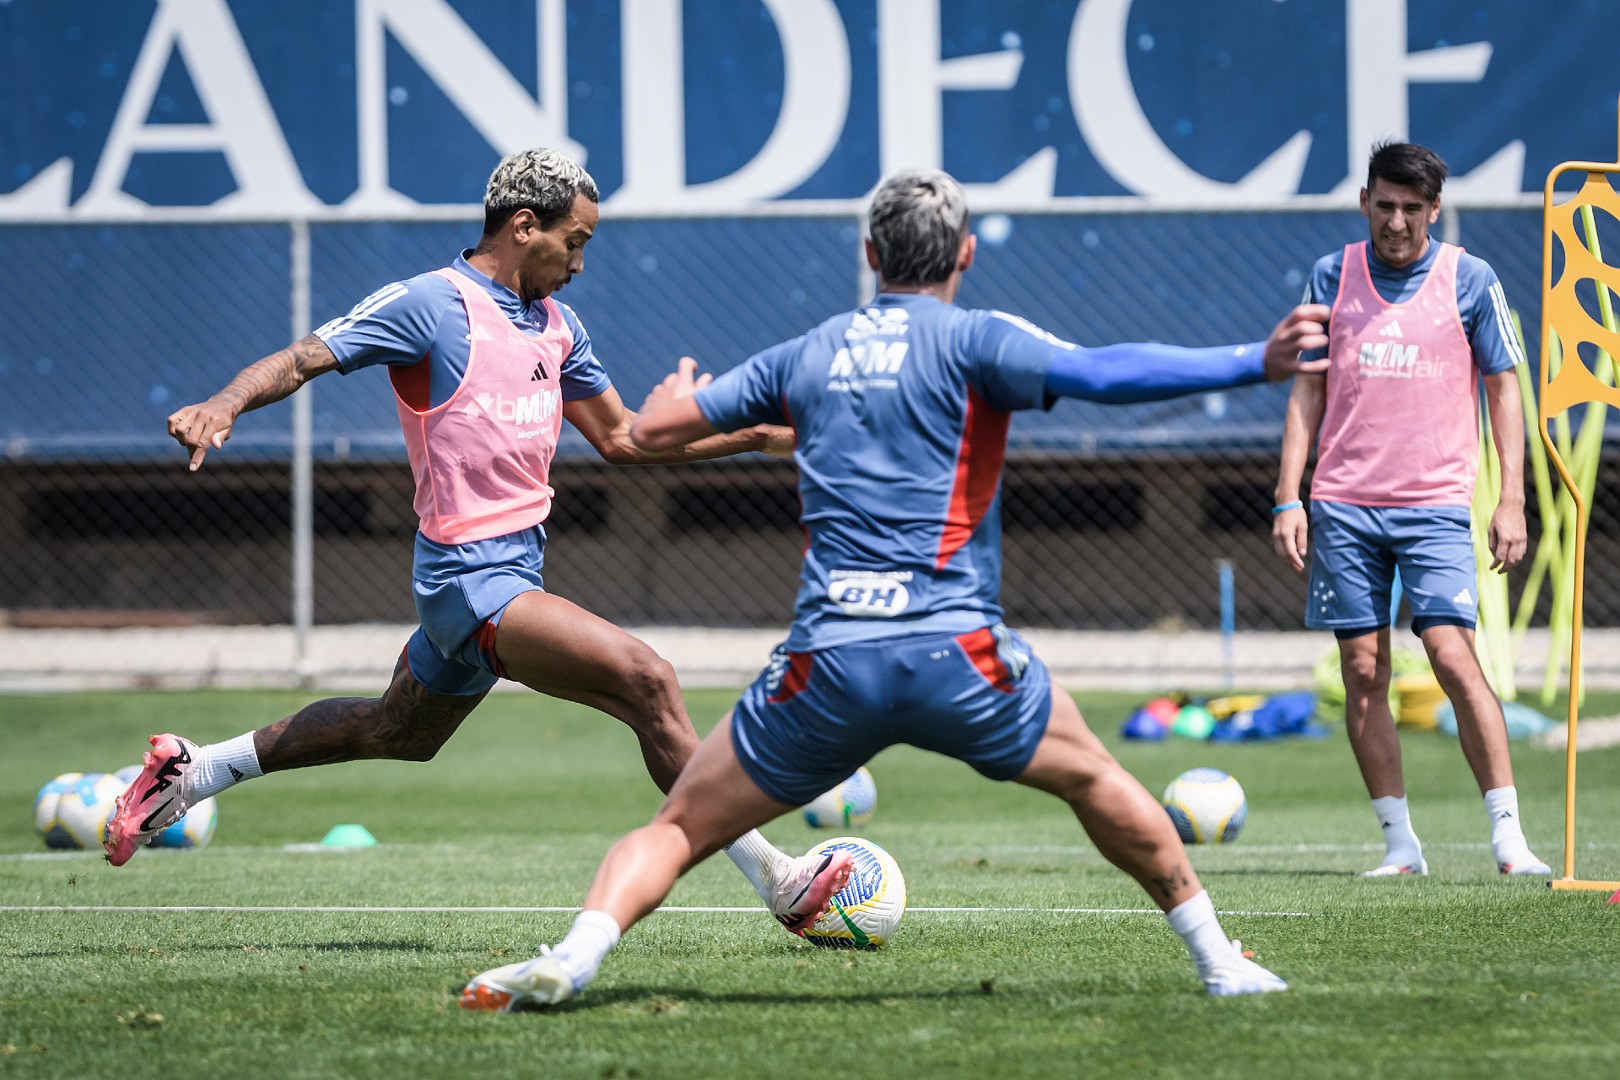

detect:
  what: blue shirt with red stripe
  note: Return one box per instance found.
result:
[696,292,1269,651]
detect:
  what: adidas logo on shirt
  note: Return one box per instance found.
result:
[1379,321,1404,338]
[1452,587,1474,607]
[529,361,548,382]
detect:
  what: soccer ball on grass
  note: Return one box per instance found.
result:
[799,836,906,949]
[33,772,122,850]
[1161,768,1247,845]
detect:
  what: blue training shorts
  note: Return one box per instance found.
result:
[729,624,1053,807]
[1306,500,1478,635]
[404,525,547,696]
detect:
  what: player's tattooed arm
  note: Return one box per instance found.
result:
[166,335,340,471]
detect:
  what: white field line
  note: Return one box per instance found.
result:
[0,904,1318,917]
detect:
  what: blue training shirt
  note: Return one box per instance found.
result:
[697,293,1268,651]
[313,250,612,407]
[1300,237,1525,374]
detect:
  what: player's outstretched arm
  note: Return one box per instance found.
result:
[167,334,340,471]
[569,359,789,463]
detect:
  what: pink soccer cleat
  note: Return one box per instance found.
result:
[104,734,197,866]
[769,849,855,936]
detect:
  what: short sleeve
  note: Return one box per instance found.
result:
[314,274,455,373]
[1456,254,1527,376]
[1301,252,1342,364]
[694,339,798,431]
[553,302,614,401]
[970,311,1071,411]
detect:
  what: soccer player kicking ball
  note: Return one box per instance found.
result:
[461,168,1331,1010]
[1271,141,1551,879]
[105,147,846,935]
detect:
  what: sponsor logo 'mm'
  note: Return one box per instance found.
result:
[1358,340,1419,375]
[829,340,909,378]
[498,389,561,425]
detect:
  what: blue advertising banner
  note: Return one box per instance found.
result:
[1,0,1615,218]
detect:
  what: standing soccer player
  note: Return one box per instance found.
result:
[1270,141,1550,878]
[105,148,843,931]
[461,168,1331,1009]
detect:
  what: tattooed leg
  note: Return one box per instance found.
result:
[253,653,487,773]
[1015,683,1203,912]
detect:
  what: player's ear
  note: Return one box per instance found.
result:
[864,237,881,272]
[1358,187,1370,219]
[1428,194,1442,224]
[957,233,976,272]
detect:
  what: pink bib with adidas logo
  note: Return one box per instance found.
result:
[1311,241,1478,507]
[392,267,571,544]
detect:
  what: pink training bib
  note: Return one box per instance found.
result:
[392,267,571,544]
[1311,241,1479,507]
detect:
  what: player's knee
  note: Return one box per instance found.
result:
[1341,654,1389,696]
[615,646,682,710]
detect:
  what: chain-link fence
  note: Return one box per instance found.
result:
[3,204,1609,657]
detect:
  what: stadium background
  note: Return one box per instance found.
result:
[1,0,1617,670]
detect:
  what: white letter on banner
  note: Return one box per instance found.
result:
[1337,0,1522,199]
[349,0,581,211]
[1068,0,1311,203]
[877,0,1055,202]
[0,159,74,218]
[78,0,318,215]
[613,0,849,210]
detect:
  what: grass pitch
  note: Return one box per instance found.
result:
[2,688,1618,1080]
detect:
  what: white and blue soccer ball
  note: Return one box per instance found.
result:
[33,771,122,850]
[1162,768,1247,845]
[799,836,906,950]
[801,767,878,829]
[145,796,218,849]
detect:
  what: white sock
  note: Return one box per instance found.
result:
[550,909,621,988]
[191,733,263,800]
[1165,890,1238,976]
[1370,794,1424,868]
[723,829,787,903]
[1485,786,1532,858]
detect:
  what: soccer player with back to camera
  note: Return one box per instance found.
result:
[1270,141,1550,878]
[460,168,1332,1009]
[105,148,850,934]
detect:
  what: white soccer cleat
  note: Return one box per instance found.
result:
[1362,858,1428,878]
[459,949,580,1012]
[104,733,198,867]
[1498,853,1553,876]
[1202,942,1289,997]
[768,848,855,936]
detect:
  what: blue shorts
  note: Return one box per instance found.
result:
[1306,500,1478,635]
[729,624,1053,807]
[404,525,547,696]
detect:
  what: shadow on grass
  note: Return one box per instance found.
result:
[456,983,998,1014]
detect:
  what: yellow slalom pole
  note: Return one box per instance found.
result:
[1540,96,1620,893]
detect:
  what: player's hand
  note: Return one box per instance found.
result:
[1261,304,1331,381]
[1488,502,1528,573]
[640,356,714,414]
[166,398,237,471]
[1272,505,1309,572]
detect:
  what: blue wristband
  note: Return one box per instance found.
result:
[1271,500,1303,515]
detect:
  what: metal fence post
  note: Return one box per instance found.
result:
[289,218,315,685]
